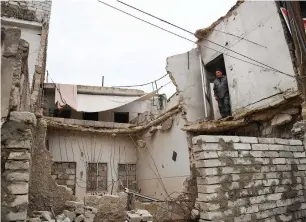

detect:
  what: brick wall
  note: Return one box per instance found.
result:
[192,135,306,222]
[51,162,76,195]
[1,112,36,221]
[1,0,52,23]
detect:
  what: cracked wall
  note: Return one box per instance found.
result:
[136,99,196,220]
[166,48,205,123]
[192,135,306,221]
[197,1,298,115]
[1,28,30,121]
[47,130,137,199]
[1,1,52,86]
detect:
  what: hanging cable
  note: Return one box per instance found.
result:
[112,73,168,88]
[97,0,294,78]
[117,0,267,49]
[116,0,287,75]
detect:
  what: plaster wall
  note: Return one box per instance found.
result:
[198,1,297,114]
[2,22,41,85]
[47,130,137,199]
[166,48,205,122]
[136,114,191,200]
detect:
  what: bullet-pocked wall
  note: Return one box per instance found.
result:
[47,130,138,199]
[136,97,191,202]
[197,1,297,115]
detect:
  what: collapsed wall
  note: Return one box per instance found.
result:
[192,135,306,221]
[28,117,76,215]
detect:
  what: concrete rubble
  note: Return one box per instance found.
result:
[27,201,97,222]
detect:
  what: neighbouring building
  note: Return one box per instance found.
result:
[42,83,161,198]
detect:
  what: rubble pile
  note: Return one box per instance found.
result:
[85,193,128,222]
[27,201,97,222]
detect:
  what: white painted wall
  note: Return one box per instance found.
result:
[2,22,42,85]
[166,48,205,122]
[136,114,191,200]
[43,89,151,122]
[48,130,137,199]
[198,1,297,114]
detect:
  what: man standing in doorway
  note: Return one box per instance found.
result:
[213,69,231,119]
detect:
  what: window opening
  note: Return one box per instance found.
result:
[114,112,129,123]
[86,163,107,192]
[83,112,99,121]
[51,162,76,195]
[118,164,137,191]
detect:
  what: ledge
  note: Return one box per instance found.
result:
[44,105,182,134]
[44,117,135,129]
[184,91,302,133]
[1,17,42,30]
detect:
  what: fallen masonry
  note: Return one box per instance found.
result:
[28,200,97,222]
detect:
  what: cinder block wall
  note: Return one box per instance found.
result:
[192,135,306,222]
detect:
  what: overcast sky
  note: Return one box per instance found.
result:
[46,0,236,97]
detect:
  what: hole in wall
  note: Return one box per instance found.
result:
[172,151,177,162]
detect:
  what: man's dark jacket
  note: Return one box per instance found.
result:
[213,76,229,98]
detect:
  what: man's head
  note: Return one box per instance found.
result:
[216,69,223,78]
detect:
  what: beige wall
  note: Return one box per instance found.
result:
[48,130,138,199]
[136,114,191,200]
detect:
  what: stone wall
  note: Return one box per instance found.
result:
[192,135,306,221]
[1,112,36,221]
[1,0,52,24]
[1,28,31,121]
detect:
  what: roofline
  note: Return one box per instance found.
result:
[44,83,146,97]
[194,0,244,41]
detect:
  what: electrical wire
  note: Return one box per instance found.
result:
[117,0,267,49]
[97,0,295,78]
[116,0,291,76]
[112,73,168,88]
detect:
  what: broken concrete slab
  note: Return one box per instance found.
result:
[85,193,128,222]
[32,211,52,221]
[271,113,292,126]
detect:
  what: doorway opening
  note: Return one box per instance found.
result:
[204,54,231,120]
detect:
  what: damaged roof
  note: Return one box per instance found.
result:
[194,0,244,41]
[184,91,302,133]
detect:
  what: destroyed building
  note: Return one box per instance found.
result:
[2,0,306,222]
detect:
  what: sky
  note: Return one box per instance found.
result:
[46,0,237,98]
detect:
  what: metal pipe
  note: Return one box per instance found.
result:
[199,52,208,119]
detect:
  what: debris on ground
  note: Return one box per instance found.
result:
[27,201,97,222]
